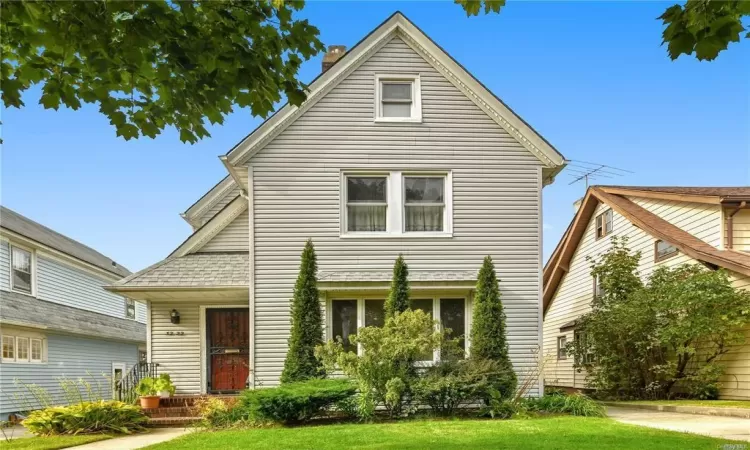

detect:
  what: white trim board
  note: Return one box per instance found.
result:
[170,196,248,258]
[224,12,565,178]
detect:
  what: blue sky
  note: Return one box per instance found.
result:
[2,1,748,272]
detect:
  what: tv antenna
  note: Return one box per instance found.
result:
[565,159,633,188]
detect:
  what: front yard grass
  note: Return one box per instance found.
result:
[618,399,750,409]
[0,434,111,450]
[144,416,739,449]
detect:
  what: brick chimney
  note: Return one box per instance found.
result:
[322,45,346,73]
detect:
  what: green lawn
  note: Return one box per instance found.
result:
[144,417,738,450]
[0,434,111,450]
[619,399,750,409]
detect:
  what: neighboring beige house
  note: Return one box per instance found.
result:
[106,12,566,396]
[543,186,750,400]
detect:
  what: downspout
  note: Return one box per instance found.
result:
[726,201,747,249]
[219,156,249,200]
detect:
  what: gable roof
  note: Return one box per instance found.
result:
[0,206,130,278]
[596,186,750,205]
[543,186,750,315]
[224,11,565,182]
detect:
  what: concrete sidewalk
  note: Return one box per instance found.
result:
[66,428,190,450]
[607,406,750,442]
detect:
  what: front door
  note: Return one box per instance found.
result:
[207,308,250,393]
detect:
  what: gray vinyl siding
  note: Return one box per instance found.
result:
[149,299,247,394]
[197,210,249,253]
[37,256,145,324]
[199,186,243,227]
[0,331,139,417]
[249,37,543,390]
[0,241,10,291]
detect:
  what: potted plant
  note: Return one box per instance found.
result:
[135,377,161,409]
[155,373,176,399]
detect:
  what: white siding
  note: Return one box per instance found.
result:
[198,186,243,227]
[149,299,247,394]
[197,211,249,253]
[727,208,750,252]
[543,201,750,399]
[36,255,145,323]
[0,241,10,292]
[629,197,723,248]
[250,37,543,390]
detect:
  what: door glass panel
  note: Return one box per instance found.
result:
[332,300,358,352]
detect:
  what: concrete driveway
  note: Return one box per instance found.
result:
[607,406,750,442]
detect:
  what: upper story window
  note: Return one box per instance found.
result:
[654,240,678,262]
[375,74,422,122]
[595,209,613,239]
[125,298,136,320]
[341,171,452,237]
[557,336,567,360]
[10,244,33,294]
[404,177,445,232]
[346,176,388,232]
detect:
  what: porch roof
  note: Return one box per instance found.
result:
[317,270,477,291]
[0,290,145,343]
[107,252,249,289]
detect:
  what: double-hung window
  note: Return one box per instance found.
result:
[345,176,388,232]
[595,210,613,239]
[375,75,421,122]
[2,336,15,361]
[404,177,445,232]
[11,245,33,294]
[125,298,136,320]
[557,336,567,360]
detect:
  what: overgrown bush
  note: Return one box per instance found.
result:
[570,237,750,399]
[238,378,356,424]
[281,239,325,384]
[524,393,605,417]
[413,358,515,416]
[23,401,148,435]
[193,397,244,429]
[316,309,445,419]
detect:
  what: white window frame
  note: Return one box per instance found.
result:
[2,335,16,362]
[374,74,422,123]
[325,294,471,363]
[30,338,43,363]
[9,243,36,296]
[16,336,29,361]
[1,330,46,364]
[125,298,136,320]
[340,171,453,238]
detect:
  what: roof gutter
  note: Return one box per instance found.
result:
[726,201,748,249]
[219,156,249,200]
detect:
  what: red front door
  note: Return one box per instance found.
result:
[207,308,249,393]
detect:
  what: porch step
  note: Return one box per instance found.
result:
[159,395,237,408]
[147,416,202,428]
[143,406,196,419]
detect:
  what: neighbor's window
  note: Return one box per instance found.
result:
[557,336,567,360]
[2,336,15,361]
[404,177,445,232]
[595,209,613,239]
[574,332,595,365]
[11,245,33,294]
[31,339,43,362]
[593,274,602,298]
[125,298,136,320]
[375,75,421,121]
[654,240,678,262]
[16,337,29,361]
[346,176,388,232]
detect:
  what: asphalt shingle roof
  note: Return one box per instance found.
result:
[600,186,750,199]
[0,290,145,343]
[0,206,130,277]
[318,270,477,283]
[112,252,249,288]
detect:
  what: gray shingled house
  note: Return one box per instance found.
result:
[106,12,566,397]
[0,207,146,420]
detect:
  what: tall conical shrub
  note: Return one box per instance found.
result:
[471,256,513,369]
[281,239,324,384]
[385,254,410,319]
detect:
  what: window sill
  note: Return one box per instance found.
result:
[339,232,453,239]
[374,117,422,124]
[0,361,46,365]
[10,289,35,298]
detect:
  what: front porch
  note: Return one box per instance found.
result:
[143,394,238,427]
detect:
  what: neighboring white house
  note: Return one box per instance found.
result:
[543,186,750,400]
[0,206,146,420]
[107,12,566,396]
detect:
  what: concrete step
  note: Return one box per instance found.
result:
[143,406,197,419]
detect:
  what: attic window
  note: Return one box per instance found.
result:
[595,209,613,239]
[375,74,421,122]
[654,240,678,262]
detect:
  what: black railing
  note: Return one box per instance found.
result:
[115,362,158,404]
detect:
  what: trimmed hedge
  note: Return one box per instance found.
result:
[239,378,357,424]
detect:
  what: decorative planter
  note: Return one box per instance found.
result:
[139,395,161,409]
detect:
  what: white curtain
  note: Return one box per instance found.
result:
[405,205,443,232]
[348,205,386,232]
